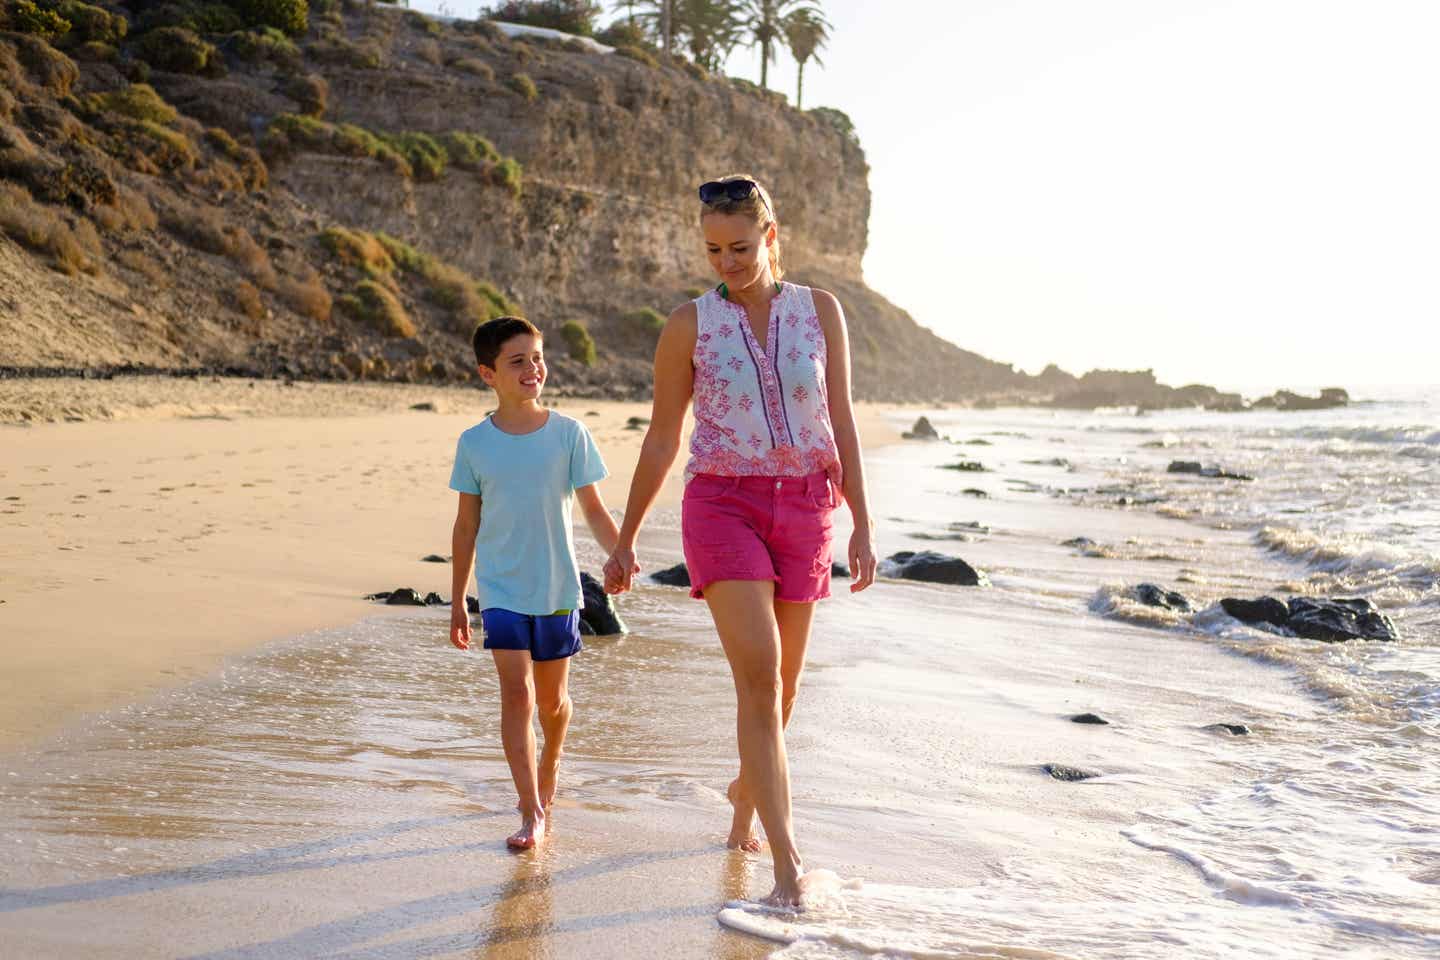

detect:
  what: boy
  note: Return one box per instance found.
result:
[448,316,620,850]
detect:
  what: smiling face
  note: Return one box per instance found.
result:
[703,212,776,292]
[478,333,546,403]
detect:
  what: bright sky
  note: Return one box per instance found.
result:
[417,1,1440,391]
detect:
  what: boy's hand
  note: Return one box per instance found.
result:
[603,547,641,594]
[450,604,473,650]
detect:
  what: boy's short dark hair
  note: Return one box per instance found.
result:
[472,316,542,368]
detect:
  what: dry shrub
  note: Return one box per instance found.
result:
[343,279,414,337]
[189,156,247,193]
[92,83,177,124]
[278,266,332,322]
[6,33,79,97]
[0,182,94,275]
[228,228,277,289]
[0,39,28,96]
[452,58,494,81]
[415,38,443,66]
[0,87,16,123]
[161,199,230,254]
[320,225,394,275]
[509,72,537,100]
[115,184,157,230]
[232,280,264,321]
[72,216,104,260]
[117,248,167,284]
[203,127,268,190]
[284,73,328,118]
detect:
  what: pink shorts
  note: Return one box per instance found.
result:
[681,470,836,602]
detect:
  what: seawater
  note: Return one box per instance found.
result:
[723,385,1440,959]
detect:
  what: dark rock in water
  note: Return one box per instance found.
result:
[625,416,650,430]
[1205,723,1250,736]
[940,460,986,472]
[952,521,990,534]
[577,617,595,636]
[965,438,992,446]
[902,415,939,440]
[911,531,974,542]
[1070,713,1110,725]
[651,562,692,587]
[1220,595,1398,643]
[1167,460,1254,481]
[1286,596,1398,643]
[885,550,989,586]
[466,595,479,614]
[1043,763,1100,782]
[1022,458,1073,468]
[381,588,426,606]
[1251,388,1349,411]
[421,554,449,563]
[961,488,989,498]
[423,592,444,606]
[831,561,851,578]
[410,401,437,412]
[1061,536,1097,549]
[1220,596,1290,627]
[579,572,626,636]
[1134,582,1193,612]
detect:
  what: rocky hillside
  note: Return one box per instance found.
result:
[0,2,1341,409]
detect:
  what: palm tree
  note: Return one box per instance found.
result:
[782,5,829,108]
[738,0,822,90]
[675,0,745,72]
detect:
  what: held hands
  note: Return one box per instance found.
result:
[603,545,642,594]
[847,528,878,593]
[449,604,472,650]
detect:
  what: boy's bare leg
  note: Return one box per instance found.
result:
[492,650,546,849]
[728,598,814,852]
[532,656,573,810]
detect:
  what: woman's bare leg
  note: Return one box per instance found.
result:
[704,579,804,905]
[729,599,815,851]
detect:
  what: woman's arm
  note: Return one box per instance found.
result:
[603,303,698,592]
[814,290,877,593]
[450,492,482,648]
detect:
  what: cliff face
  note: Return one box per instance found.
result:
[0,5,1028,399]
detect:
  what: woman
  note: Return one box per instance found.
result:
[603,173,877,907]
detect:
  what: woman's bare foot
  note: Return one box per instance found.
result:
[761,871,805,909]
[725,777,763,852]
[538,747,563,809]
[506,813,546,850]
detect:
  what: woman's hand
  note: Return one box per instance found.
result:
[847,528,877,593]
[604,546,642,594]
[450,604,472,650]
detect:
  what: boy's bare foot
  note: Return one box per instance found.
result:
[506,814,546,851]
[725,777,763,852]
[538,747,563,809]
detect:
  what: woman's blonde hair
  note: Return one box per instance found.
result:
[699,173,783,280]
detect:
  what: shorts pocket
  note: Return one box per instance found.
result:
[808,481,836,509]
[685,475,734,502]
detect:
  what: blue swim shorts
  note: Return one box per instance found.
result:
[480,608,583,661]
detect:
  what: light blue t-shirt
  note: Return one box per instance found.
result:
[449,411,608,616]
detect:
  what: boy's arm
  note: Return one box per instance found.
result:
[575,484,620,556]
[450,492,481,649]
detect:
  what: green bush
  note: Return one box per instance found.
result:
[560,320,595,366]
[230,26,299,64]
[307,35,382,69]
[91,82,177,124]
[133,119,197,169]
[2,0,71,39]
[52,1,126,46]
[346,279,415,337]
[488,155,522,196]
[404,9,440,34]
[234,0,306,35]
[439,131,498,169]
[379,130,446,180]
[136,26,216,74]
[594,19,644,48]
[809,106,859,146]
[137,3,243,36]
[619,307,664,346]
[509,72,537,100]
[483,0,600,36]
[452,58,495,81]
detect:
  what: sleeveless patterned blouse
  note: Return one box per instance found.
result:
[685,282,842,485]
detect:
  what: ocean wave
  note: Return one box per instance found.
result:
[1278,425,1440,446]
[1256,526,1440,592]
[1088,583,1191,629]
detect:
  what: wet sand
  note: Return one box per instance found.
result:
[0,377,898,748]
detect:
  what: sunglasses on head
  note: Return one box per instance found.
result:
[698,179,773,220]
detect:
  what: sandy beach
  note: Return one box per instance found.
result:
[3,379,1435,959]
